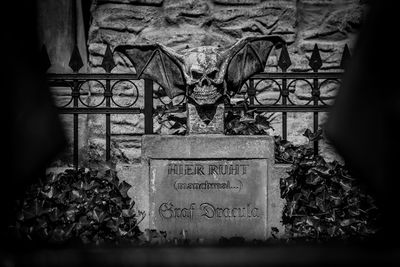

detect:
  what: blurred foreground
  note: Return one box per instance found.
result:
[2,243,400,267]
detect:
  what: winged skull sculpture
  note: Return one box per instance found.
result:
[114,35,284,133]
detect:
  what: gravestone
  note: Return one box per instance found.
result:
[142,135,279,241]
[116,35,285,242]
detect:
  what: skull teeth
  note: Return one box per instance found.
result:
[193,85,219,100]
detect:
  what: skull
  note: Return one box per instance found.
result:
[183,46,225,106]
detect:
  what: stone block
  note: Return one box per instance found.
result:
[116,163,147,223]
[150,159,268,241]
[142,135,274,159]
[141,134,282,242]
[187,103,224,134]
[97,0,164,5]
[213,0,261,5]
[271,164,291,237]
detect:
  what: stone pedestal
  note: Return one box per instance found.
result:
[140,135,284,242]
[187,103,224,134]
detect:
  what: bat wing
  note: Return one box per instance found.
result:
[114,44,186,99]
[224,35,285,95]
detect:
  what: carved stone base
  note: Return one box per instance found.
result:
[187,103,224,134]
[140,135,284,243]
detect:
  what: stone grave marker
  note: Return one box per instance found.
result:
[141,135,281,242]
[115,35,285,242]
[153,160,266,240]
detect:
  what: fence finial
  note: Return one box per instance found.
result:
[69,45,84,72]
[101,44,116,73]
[40,44,51,72]
[309,44,322,72]
[278,44,292,72]
[340,44,351,69]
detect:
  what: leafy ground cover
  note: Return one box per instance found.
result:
[12,169,143,245]
[276,136,380,242]
[225,108,381,242]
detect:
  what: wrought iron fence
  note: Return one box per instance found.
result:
[45,43,350,168]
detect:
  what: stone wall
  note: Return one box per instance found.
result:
[71,0,366,166]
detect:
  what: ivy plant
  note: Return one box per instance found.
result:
[13,168,144,245]
[225,108,380,242]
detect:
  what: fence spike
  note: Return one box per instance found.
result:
[340,44,351,69]
[101,44,116,73]
[277,44,292,72]
[309,44,322,72]
[40,44,51,72]
[69,45,84,72]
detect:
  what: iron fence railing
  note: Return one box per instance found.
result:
[45,42,349,168]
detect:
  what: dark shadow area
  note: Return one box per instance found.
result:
[2,0,66,245]
[325,0,400,248]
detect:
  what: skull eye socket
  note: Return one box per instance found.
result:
[191,70,203,80]
[207,70,218,80]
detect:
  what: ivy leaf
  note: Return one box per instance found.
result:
[167,114,186,125]
[303,129,323,142]
[93,208,106,223]
[65,208,78,222]
[23,199,50,219]
[70,189,83,202]
[339,181,352,193]
[255,114,271,127]
[340,219,355,227]
[313,165,334,177]
[305,171,323,185]
[48,207,61,222]
[118,181,131,199]
[122,209,135,218]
